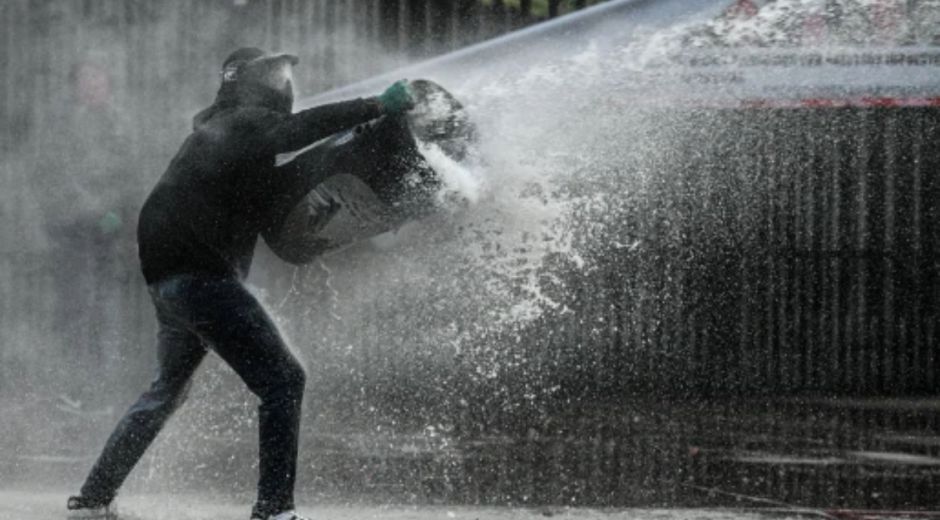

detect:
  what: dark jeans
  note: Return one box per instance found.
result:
[79,274,306,517]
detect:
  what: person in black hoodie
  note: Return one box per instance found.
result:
[67,47,415,520]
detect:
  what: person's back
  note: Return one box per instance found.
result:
[138,103,279,283]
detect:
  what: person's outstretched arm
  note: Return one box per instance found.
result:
[265,80,415,154]
[265,97,384,154]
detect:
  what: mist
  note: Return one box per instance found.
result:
[2,0,939,512]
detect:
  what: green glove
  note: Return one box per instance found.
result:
[97,210,123,235]
[378,80,415,115]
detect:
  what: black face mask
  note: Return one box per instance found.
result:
[228,55,295,87]
[279,79,293,99]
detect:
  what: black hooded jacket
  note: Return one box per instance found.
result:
[137,79,383,284]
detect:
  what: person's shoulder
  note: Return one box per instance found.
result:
[193,107,285,156]
[212,108,283,147]
[197,106,266,133]
[232,105,286,126]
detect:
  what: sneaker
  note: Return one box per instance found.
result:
[252,511,311,520]
[66,495,116,519]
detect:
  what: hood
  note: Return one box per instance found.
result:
[194,49,297,129]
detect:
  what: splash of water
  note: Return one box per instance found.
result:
[251,33,680,414]
[265,0,940,408]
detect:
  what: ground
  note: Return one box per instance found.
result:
[3,398,938,515]
[0,490,780,520]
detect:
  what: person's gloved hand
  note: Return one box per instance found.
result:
[97,210,123,235]
[378,80,415,115]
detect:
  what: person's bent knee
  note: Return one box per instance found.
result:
[131,379,192,421]
[283,361,306,397]
[256,360,306,404]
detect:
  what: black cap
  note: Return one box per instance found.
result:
[223,47,266,68]
[221,47,299,82]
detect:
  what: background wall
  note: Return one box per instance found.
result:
[2,0,938,422]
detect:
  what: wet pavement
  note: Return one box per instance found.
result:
[281,398,940,509]
[3,398,938,511]
[0,489,843,520]
[4,489,940,520]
